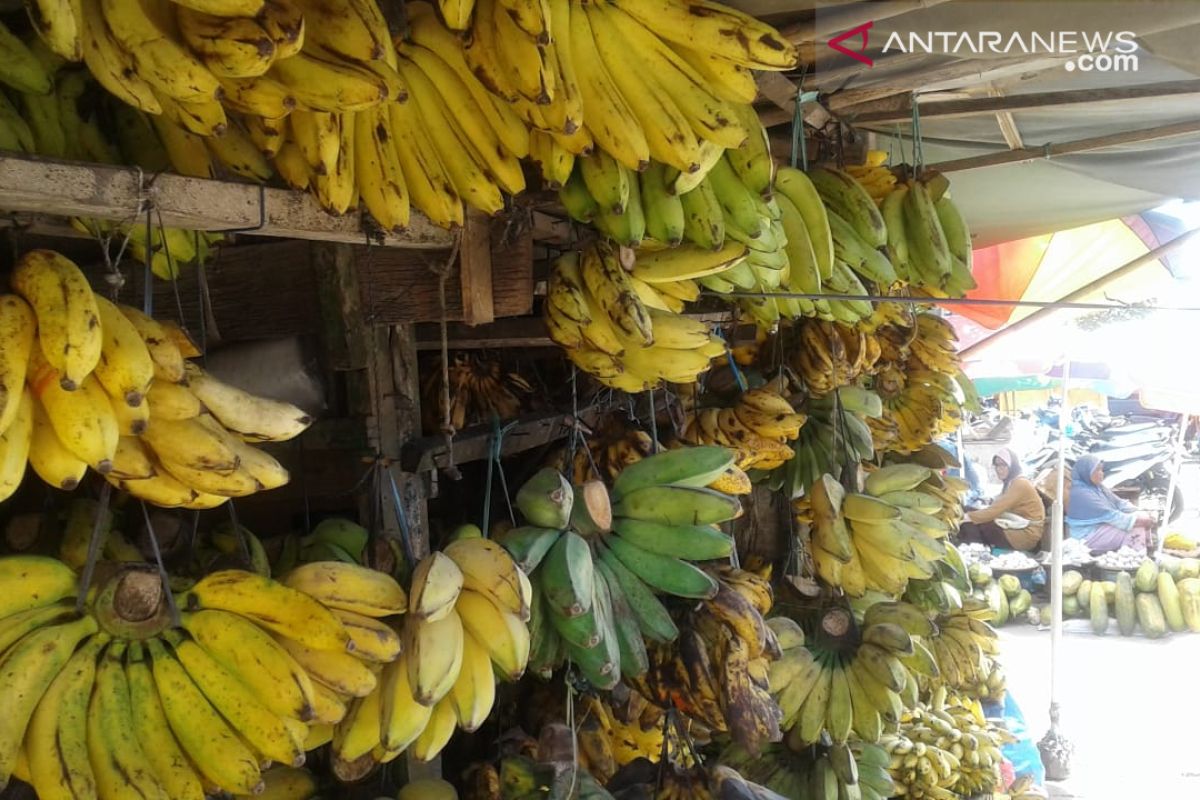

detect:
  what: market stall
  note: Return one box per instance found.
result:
[3,1,1198,800]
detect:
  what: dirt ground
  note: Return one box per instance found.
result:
[999,460,1200,798]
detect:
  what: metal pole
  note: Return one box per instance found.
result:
[1157,414,1190,556]
[1040,358,1074,779]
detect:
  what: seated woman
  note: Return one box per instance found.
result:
[957,449,1045,551]
[1065,455,1152,553]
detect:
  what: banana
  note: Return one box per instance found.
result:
[0,385,31,499]
[410,696,456,763]
[283,560,407,618]
[206,121,274,180]
[612,482,741,526]
[115,306,185,382]
[99,0,221,102]
[586,1,700,173]
[825,659,854,743]
[408,551,464,623]
[217,73,295,119]
[903,180,952,281]
[175,5,275,79]
[398,44,525,195]
[564,0,648,170]
[145,637,263,795]
[354,104,410,231]
[669,41,758,104]
[601,4,746,149]
[406,3,529,158]
[166,629,305,766]
[0,18,54,94]
[0,615,98,788]
[87,295,155,408]
[404,609,464,706]
[180,609,317,722]
[182,362,312,442]
[25,395,86,490]
[775,167,834,279]
[26,633,108,800]
[708,155,766,239]
[594,549,678,644]
[490,0,553,104]
[392,56,503,216]
[88,641,171,800]
[795,656,833,744]
[538,529,594,619]
[935,195,972,274]
[183,569,351,652]
[632,241,747,284]
[258,0,303,58]
[274,635,377,698]
[378,652,433,755]
[386,91,463,229]
[0,93,36,153]
[11,250,100,391]
[268,51,387,112]
[454,589,530,681]
[27,347,118,473]
[679,175,726,250]
[446,628,495,732]
[446,536,529,621]
[581,244,653,347]
[600,536,718,599]
[607,0,798,70]
[332,689,382,766]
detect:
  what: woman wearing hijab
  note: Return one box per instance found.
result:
[1066,454,1153,552]
[957,448,1045,551]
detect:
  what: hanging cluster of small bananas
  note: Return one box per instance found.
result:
[0,554,406,798]
[1,250,309,508]
[575,691,696,782]
[543,244,726,391]
[917,610,1003,699]
[778,387,880,496]
[499,449,742,688]
[769,608,927,749]
[629,567,782,754]
[721,740,897,800]
[788,319,884,396]
[678,382,807,471]
[884,687,1014,798]
[326,536,533,779]
[865,312,968,453]
[419,351,532,435]
[798,467,952,599]
[652,763,790,800]
[0,50,223,279]
[881,173,977,299]
[844,150,898,202]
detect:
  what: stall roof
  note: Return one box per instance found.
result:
[736,1,1200,246]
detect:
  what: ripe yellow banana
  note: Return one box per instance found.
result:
[145,637,264,795]
[354,104,410,231]
[404,609,465,706]
[26,0,82,62]
[0,295,35,434]
[380,653,434,754]
[448,629,496,732]
[109,436,159,481]
[92,295,155,408]
[455,589,530,681]
[100,0,222,102]
[88,642,171,800]
[410,551,465,623]
[331,608,402,663]
[126,643,207,800]
[218,74,296,119]
[11,250,102,392]
[27,396,88,490]
[176,5,276,79]
[268,50,387,112]
[283,561,407,618]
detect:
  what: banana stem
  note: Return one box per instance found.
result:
[570,480,613,536]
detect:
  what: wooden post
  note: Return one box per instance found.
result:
[459,209,495,326]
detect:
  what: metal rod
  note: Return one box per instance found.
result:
[1049,359,1071,720]
[709,291,1200,313]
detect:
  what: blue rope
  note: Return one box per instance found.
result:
[387,467,416,567]
[482,415,519,535]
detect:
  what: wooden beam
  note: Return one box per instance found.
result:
[414,317,554,351]
[846,79,1200,124]
[401,409,601,474]
[928,119,1200,173]
[459,209,494,326]
[988,85,1024,150]
[825,55,1064,112]
[0,154,453,249]
[754,72,831,130]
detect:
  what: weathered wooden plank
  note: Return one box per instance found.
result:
[0,154,453,249]
[460,209,494,326]
[401,408,600,474]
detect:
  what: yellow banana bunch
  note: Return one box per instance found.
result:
[679,380,805,471]
[0,554,417,799]
[419,351,532,435]
[844,151,897,203]
[325,538,531,774]
[788,318,884,396]
[544,246,725,392]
